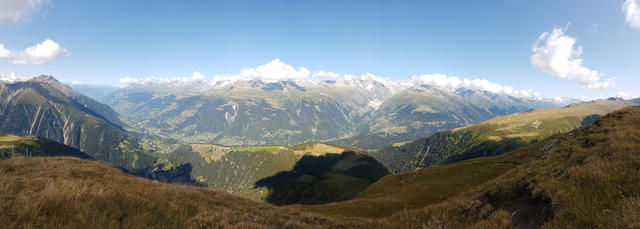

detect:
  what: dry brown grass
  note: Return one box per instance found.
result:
[190,144,228,163]
[0,157,380,228]
[481,105,640,228]
[293,143,344,156]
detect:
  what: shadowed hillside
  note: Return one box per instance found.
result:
[255,151,390,205]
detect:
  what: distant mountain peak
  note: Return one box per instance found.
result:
[31,75,58,82]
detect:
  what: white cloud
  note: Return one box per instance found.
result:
[120,71,207,85]
[214,59,311,83]
[531,25,614,89]
[0,44,10,58]
[0,72,27,83]
[616,91,637,99]
[312,70,341,79]
[0,0,50,23]
[586,77,616,90]
[0,39,69,65]
[408,73,542,99]
[624,0,640,28]
[190,71,205,80]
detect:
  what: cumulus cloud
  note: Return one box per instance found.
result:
[624,0,640,28]
[0,0,50,23]
[214,59,311,83]
[0,72,27,83]
[312,70,341,79]
[408,73,541,99]
[0,39,69,65]
[616,91,637,99]
[531,25,614,89]
[0,44,10,58]
[120,71,207,85]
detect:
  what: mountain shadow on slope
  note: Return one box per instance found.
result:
[254,151,390,205]
[127,163,207,187]
[580,114,600,126]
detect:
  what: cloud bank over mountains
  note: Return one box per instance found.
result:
[408,74,541,98]
[531,26,614,90]
[118,58,545,99]
[119,72,207,85]
[0,72,27,83]
[0,39,68,65]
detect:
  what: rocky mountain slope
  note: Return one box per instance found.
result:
[0,76,153,169]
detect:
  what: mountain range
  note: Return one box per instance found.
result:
[103,74,569,150]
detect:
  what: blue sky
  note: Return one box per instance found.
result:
[0,0,639,99]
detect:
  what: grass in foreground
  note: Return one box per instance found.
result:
[0,156,378,228]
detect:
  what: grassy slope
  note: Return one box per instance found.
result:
[0,157,379,228]
[455,99,630,141]
[295,138,548,218]
[300,106,640,228]
[373,99,633,173]
[481,105,640,228]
